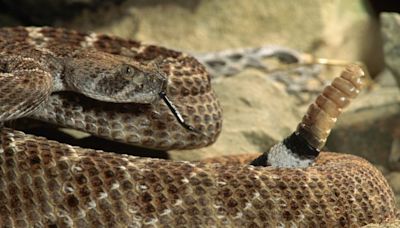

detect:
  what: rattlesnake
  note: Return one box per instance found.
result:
[0,27,397,227]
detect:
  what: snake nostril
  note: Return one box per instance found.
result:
[133,84,144,92]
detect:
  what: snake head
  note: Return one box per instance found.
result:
[64,50,167,104]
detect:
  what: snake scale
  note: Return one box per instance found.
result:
[0,27,397,227]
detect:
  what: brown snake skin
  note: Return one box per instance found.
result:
[0,27,397,227]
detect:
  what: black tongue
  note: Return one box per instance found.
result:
[159,91,202,134]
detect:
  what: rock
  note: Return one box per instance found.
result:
[169,69,301,161]
[59,0,382,75]
[326,86,400,168]
[0,0,122,24]
[375,68,398,88]
[386,171,400,194]
[389,133,400,171]
[381,12,400,88]
[375,164,389,176]
[371,68,400,171]
[385,171,400,209]
[0,14,21,27]
[1,1,381,76]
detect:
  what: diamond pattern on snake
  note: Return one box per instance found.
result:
[0,27,397,227]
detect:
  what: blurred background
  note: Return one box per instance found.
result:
[2,0,400,206]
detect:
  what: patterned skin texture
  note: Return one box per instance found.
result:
[0,27,397,227]
[0,27,222,149]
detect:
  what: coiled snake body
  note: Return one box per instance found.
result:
[0,27,397,227]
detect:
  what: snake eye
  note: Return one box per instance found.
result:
[122,64,135,76]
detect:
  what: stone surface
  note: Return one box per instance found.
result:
[381,12,400,88]
[169,69,301,161]
[375,68,399,88]
[389,130,400,171]
[326,86,400,168]
[0,14,20,27]
[387,171,400,195]
[0,0,122,24]
[382,170,400,212]
[376,15,400,213]
[1,0,381,73]
[58,0,382,76]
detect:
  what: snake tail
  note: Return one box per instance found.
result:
[251,64,364,168]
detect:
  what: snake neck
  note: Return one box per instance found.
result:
[39,53,66,92]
